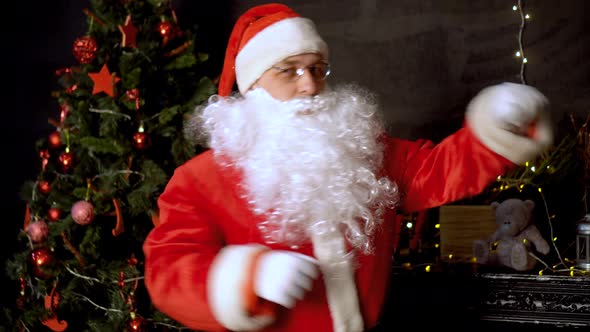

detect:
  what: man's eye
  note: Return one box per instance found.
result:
[309,66,322,76]
[278,68,296,76]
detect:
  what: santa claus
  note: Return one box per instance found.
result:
[143,3,553,332]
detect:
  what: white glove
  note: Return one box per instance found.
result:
[480,82,549,136]
[254,251,319,309]
[466,82,553,164]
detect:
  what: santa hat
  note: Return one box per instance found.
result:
[218,3,329,96]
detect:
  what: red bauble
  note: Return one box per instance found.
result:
[47,207,63,222]
[38,180,51,194]
[30,247,56,279]
[157,21,180,46]
[58,151,74,170]
[27,220,49,243]
[157,21,174,38]
[127,315,146,331]
[133,132,150,149]
[71,200,95,225]
[48,131,62,149]
[72,36,98,64]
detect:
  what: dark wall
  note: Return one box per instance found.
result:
[5,0,590,306]
[235,0,590,140]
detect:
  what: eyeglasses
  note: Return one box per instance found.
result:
[271,62,331,82]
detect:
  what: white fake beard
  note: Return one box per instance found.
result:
[190,84,399,254]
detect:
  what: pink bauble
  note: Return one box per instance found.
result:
[27,220,49,243]
[71,200,95,225]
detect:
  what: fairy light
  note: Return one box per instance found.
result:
[514,0,529,84]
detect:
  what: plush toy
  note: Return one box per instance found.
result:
[473,198,550,271]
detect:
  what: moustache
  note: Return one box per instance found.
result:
[281,93,335,116]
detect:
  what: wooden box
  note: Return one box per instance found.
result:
[438,205,497,262]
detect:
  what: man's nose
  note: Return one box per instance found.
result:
[296,70,321,96]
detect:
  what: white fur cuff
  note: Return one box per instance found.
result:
[207,244,273,331]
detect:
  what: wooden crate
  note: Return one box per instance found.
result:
[438,205,497,262]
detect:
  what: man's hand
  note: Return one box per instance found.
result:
[466,82,553,164]
[471,82,549,137]
[255,251,319,309]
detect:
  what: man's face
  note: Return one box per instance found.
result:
[254,53,329,101]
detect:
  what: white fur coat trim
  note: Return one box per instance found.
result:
[207,244,273,331]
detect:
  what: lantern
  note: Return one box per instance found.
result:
[576,214,590,270]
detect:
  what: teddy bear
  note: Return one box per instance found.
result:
[473,198,550,271]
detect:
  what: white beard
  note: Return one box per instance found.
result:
[188,84,399,254]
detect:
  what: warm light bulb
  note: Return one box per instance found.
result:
[425,265,431,272]
[553,237,557,242]
[435,223,440,229]
[525,14,531,19]
[434,243,439,248]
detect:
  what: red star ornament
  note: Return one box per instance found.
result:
[118,15,138,48]
[88,64,120,97]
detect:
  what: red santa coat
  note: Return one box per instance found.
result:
[143,126,514,332]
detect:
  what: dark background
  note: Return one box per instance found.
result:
[4,0,590,322]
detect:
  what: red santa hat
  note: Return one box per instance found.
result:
[218,3,329,96]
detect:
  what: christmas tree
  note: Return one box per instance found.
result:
[4,0,215,330]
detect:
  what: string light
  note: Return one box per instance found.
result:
[513,0,529,84]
